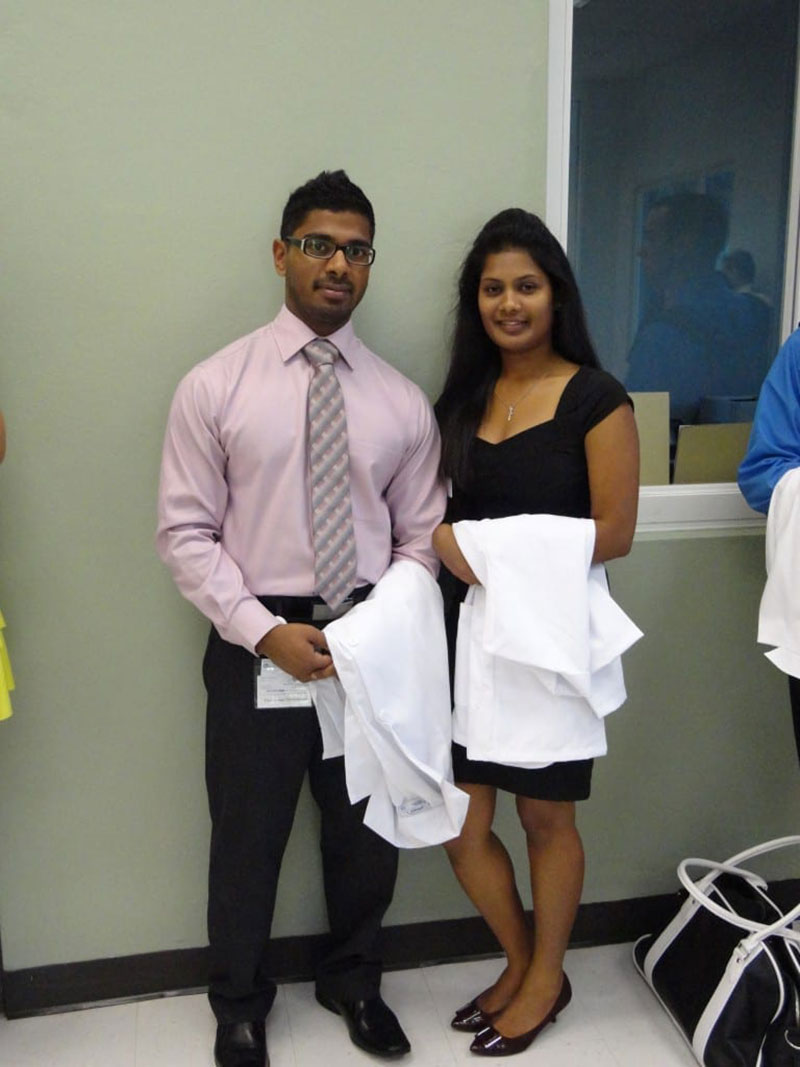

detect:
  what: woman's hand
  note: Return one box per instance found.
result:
[432,523,480,584]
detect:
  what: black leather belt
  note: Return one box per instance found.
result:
[258,584,373,622]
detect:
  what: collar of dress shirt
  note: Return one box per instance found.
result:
[273,304,358,369]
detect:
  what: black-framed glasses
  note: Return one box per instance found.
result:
[283,234,376,266]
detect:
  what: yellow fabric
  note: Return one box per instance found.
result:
[0,608,14,721]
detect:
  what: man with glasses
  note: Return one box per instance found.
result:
[157,170,445,1067]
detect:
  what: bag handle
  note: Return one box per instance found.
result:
[677,836,800,948]
[718,835,800,873]
[690,836,800,894]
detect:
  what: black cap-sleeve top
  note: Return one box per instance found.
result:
[445,365,631,524]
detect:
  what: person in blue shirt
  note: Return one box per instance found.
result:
[738,327,800,764]
[738,328,800,513]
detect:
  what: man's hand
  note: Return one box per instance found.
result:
[255,623,336,682]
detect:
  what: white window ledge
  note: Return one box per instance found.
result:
[636,484,765,537]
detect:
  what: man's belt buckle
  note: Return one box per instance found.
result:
[312,598,354,622]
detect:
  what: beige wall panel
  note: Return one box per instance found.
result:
[0,0,548,969]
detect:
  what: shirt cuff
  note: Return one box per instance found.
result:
[224,598,284,655]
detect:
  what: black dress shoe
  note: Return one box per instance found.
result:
[316,992,411,1057]
[469,974,572,1057]
[451,997,497,1033]
[214,1020,268,1067]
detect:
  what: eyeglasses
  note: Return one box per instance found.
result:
[283,234,376,266]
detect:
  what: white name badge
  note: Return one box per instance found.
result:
[254,658,313,709]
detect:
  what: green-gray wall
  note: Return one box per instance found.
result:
[1,1,797,976]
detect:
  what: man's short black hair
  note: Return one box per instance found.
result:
[280,170,375,240]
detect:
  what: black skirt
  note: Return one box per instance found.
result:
[452,743,593,801]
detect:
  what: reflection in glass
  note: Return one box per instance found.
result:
[569,0,798,479]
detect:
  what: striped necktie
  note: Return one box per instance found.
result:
[302,338,357,608]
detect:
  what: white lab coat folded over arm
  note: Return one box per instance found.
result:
[451,514,643,767]
[310,560,469,848]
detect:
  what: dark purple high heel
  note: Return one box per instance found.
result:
[469,974,572,1057]
[451,996,498,1033]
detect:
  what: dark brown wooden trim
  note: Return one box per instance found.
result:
[1,885,781,1019]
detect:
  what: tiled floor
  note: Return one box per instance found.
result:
[0,943,696,1066]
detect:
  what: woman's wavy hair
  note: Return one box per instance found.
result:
[435,208,600,489]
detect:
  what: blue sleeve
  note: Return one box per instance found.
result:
[737,329,800,513]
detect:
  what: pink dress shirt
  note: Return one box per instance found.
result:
[157,305,446,653]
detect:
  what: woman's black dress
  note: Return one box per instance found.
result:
[441,365,631,800]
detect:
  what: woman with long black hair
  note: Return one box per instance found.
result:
[434,209,639,1057]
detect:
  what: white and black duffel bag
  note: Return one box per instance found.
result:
[633,836,800,1066]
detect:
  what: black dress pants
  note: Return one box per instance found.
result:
[203,624,399,1023]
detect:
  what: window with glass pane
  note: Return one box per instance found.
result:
[569,0,798,484]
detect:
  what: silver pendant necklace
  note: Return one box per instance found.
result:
[495,380,539,422]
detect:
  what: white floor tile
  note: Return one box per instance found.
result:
[262,986,296,1067]
[379,968,456,1066]
[134,992,214,1066]
[421,957,501,1025]
[0,1002,136,1067]
[568,943,697,1067]
[282,980,350,1066]
[0,945,704,1067]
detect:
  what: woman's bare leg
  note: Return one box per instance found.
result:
[489,797,583,1037]
[443,783,532,1012]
